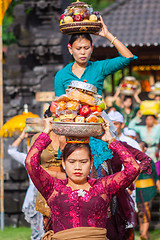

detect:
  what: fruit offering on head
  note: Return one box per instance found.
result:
[97,117,104,123]
[75,116,85,123]
[74,14,83,21]
[120,76,138,94]
[59,110,77,122]
[53,81,104,123]
[50,101,58,113]
[59,1,100,25]
[89,14,98,22]
[86,114,98,123]
[90,106,97,112]
[79,105,91,117]
[63,16,74,24]
[150,82,160,92]
[97,100,105,111]
[57,101,66,111]
[66,101,81,111]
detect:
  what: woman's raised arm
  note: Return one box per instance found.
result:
[99,120,140,197]
[96,16,134,58]
[103,140,140,198]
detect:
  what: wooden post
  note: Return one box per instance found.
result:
[0,0,13,230]
[0,24,4,231]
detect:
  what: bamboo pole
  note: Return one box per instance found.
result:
[0,24,4,231]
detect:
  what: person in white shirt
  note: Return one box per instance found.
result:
[8,128,44,240]
[108,110,141,150]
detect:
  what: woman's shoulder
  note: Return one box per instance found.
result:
[88,177,106,187]
[89,59,109,66]
[54,178,67,188]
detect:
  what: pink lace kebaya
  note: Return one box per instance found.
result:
[25,133,140,234]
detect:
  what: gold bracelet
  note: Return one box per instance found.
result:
[111,36,117,45]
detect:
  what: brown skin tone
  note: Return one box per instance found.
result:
[155,95,160,101]
[123,98,132,114]
[112,121,125,137]
[68,16,134,80]
[43,117,114,187]
[145,115,156,130]
[68,37,93,78]
[62,148,93,190]
[11,127,28,147]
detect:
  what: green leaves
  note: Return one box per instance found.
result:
[2,1,22,45]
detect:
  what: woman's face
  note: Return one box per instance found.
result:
[145,116,155,127]
[62,147,92,184]
[123,98,132,108]
[69,38,93,65]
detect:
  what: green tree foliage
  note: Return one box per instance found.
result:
[2,1,21,45]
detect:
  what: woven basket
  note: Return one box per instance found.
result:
[60,21,102,35]
[150,90,160,95]
[25,117,43,133]
[120,89,135,96]
[52,121,103,137]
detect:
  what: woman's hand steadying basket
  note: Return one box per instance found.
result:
[94,16,109,38]
[43,117,53,134]
[101,119,115,144]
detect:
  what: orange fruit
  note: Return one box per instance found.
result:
[90,106,97,112]
[58,101,66,111]
[96,106,102,112]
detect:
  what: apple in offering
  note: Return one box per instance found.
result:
[50,101,58,113]
[79,105,91,117]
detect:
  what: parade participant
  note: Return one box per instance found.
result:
[8,128,44,240]
[129,114,160,162]
[30,106,66,232]
[109,85,141,126]
[54,16,137,97]
[114,95,140,126]
[104,110,150,240]
[108,110,141,150]
[136,142,160,240]
[123,127,137,140]
[25,117,140,240]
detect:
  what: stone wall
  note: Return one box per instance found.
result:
[3,0,70,226]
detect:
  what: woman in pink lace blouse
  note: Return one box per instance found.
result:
[25,118,140,240]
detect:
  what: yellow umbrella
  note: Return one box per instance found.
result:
[0,111,39,138]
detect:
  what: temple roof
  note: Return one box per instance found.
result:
[94,0,160,48]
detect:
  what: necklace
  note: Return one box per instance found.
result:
[77,189,86,197]
[68,181,89,197]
